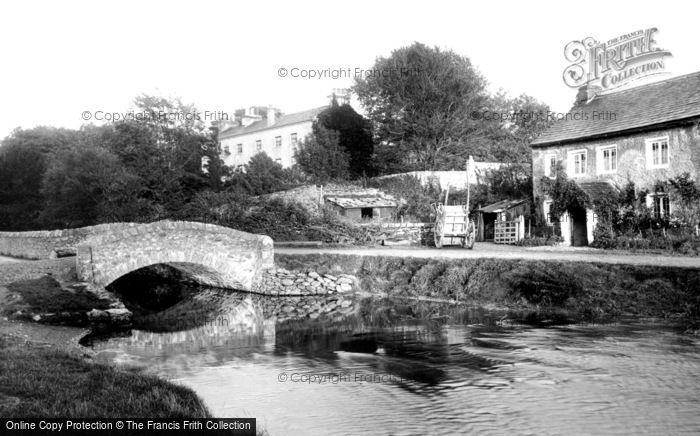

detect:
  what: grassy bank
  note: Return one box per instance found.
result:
[277,254,700,324]
[0,335,210,417]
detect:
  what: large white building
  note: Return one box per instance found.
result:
[219,106,327,170]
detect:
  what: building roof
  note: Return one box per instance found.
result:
[477,198,528,213]
[532,71,700,147]
[325,196,398,209]
[220,106,328,138]
[577,182,619,203]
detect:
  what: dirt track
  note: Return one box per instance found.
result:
[277,243,700,269]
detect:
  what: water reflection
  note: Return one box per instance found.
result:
[90,293,700,436]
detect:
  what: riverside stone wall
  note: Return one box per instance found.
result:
[256,268,358,296]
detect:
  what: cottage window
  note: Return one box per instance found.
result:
[569,149,587,176]
[237,143,243,154]
[290,133,298,146]
[544,154,557,178]
[598,145,617,174]
[646,137,669,168]
[256,140,262,152]
[275,136,282,147]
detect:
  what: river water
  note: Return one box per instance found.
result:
[89,294,700,436]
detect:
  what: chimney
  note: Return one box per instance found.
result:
[266,105,276,127]
[575,84,602,105]
[240,107,262,127]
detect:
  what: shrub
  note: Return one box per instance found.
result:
[503,264,583,306]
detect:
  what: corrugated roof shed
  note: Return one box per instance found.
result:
[325,196,398,209]
[477,199,528,213]
[532,71,700,147]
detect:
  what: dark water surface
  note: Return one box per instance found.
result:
[90,293,700,436]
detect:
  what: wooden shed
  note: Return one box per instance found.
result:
[325,196,398,222]
[475,199,529,243]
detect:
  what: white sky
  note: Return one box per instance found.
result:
[1,0,699,138]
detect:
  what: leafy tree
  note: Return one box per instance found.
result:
[354,42,488,171]
[0,127,79,230]
[40,144,139,227]
[314,100,374,177]
[294,126,350,183]
[230,152,297,196]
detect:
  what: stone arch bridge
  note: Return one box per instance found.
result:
[69,221,274,291]
[0,220,273,291]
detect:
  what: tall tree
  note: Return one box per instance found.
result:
[314,100,374,178]
[354,42,488,172]
[294,126,350,183]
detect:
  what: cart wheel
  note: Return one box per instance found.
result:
[433,220,443,248]
[462,220,475,249]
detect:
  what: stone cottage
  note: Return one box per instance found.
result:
[531,72,700,246]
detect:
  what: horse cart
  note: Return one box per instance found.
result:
[431,203,475,249]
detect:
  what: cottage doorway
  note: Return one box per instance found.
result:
[570,207,588,246]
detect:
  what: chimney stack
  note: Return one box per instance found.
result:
[266,105,276,127]
[575,84,601,105]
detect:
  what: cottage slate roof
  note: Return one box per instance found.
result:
[531,71,700,147]
[477,199,528,214]
[220,106,328,138]
[325,196,398,209]
[577,182,619,202]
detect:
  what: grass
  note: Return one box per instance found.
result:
[0,335,210,418]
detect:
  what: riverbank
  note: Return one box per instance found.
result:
[276,253,700,329]
[0,260,216,424]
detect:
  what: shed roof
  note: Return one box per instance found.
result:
[531,71,700,147]
[325,196,398,209]
[477,199,528,213]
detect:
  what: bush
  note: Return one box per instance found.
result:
[503,264,583,306]
[515,235,563,246]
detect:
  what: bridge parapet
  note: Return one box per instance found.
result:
[72,221,274,291]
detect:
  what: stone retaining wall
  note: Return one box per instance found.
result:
[256,268,358,296]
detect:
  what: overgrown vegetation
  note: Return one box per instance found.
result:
[277,254,700,323]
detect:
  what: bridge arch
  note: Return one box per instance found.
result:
[76,221,274,291]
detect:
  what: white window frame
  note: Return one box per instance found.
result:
[645,136,670,169]
[255,140,262,152]
[290,133,298,146]
[275,136,282,147]
[236,143,243,154]
[568,149,588,177]
[544,153,557,179]
[597,144,617,174]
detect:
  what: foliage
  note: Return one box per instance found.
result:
[314,101,374,178]
[514,235,564,247]
[354,42,489,171]
[541,172,590,220]
[294,126,351,183]
[368,174,442,221]
[503,264,584,306]
[228,152,299,196]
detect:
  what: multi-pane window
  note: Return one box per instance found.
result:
[543,200,554,225]
[599,145,617,173]
[647,137,669,168]
[256,140,262,152]
[544,154,557,178]
[290,133,298,145]
[237,143,243,154]
[570,150,587,176]
[275,136,282,147]
[223,145,230,155]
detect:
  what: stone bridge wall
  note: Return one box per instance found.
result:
[0,223,139,259]
[75,221,274,291]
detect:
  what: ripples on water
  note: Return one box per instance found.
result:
[90,296,700,436]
